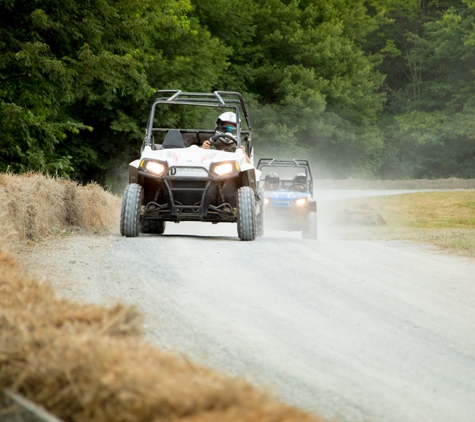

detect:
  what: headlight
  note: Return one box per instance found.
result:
[140,160,167,176]
[211,161,240,177]
[295,197,309,206]
[146,161,167,175]
[264,197,271,205]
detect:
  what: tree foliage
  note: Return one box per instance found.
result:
[0,0,224,180]
[190,0,385,177]
[368,0,475,178]
[2,0,475,181]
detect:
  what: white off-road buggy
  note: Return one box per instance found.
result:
[120,90,264,240]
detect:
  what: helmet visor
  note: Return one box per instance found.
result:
[220,124,236,134]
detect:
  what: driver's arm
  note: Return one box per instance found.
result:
[202,140,211,149]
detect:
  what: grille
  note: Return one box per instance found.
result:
[168,180,207,190]
[272,200,292,207]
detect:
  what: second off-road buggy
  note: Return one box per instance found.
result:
[257,158,317,239]
[120,90,264,241]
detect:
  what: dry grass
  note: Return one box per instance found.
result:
[0,172,121,252]
[0,252,325,421]
[325,191,475,256]
[0,173,327,421]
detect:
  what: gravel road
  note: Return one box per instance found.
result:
[22,190,475,422]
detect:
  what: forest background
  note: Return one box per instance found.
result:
[2,0,475,190]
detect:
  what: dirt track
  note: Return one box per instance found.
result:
[21,190,475,422]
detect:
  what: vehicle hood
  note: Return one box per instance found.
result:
[265,189,310,199]
[140,145,248,169]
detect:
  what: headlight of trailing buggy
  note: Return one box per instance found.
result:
[210,161,240,177]
[140,159,167,176]
[295,197,310,206]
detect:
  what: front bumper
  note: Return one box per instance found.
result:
[264,197,316,231]
[138,169,238,222]
[265,204,309,229]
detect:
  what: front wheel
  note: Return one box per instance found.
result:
[120,184,143,237]
[237,186,257,241]
[302,211,318,240]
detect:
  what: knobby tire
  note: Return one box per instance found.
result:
[120,184,143,237]
[302,211,318,240]
[237,186,257,241]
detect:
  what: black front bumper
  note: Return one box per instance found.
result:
[139,171,237,222]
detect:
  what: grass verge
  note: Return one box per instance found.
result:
[324,191,475,256]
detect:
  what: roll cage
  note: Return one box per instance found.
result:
[144,90,253,156]
[257,158,314,196]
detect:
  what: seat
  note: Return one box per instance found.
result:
[162,130,186,149]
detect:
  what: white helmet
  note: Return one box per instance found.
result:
[216,112,241,126]
[265,172,280,190]
[214,111,241,148]
[293,173,307,185]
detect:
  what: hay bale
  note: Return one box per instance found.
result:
[333,204,386,226]
[0,173,121,251]
[75,182,120,231]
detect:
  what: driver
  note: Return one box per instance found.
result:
[202,112,251,163]
[264,172,280,190]
[290,173,308,192]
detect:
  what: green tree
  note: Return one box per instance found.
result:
[367,0,475,178]
[247,0,385,177]
[189,0,257,92]
[0,0,230,183]
[63,9,229,184]
[0,0,181,175]
[189,0,386,177]
[1,0,400,181]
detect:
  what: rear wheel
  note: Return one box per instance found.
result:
[141,219,166,235]
[302,211,318,240]
[237,186,257,241]
[120,184,143,237]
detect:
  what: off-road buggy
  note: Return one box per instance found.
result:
[120,90,264,241]
[257,158,317,239]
